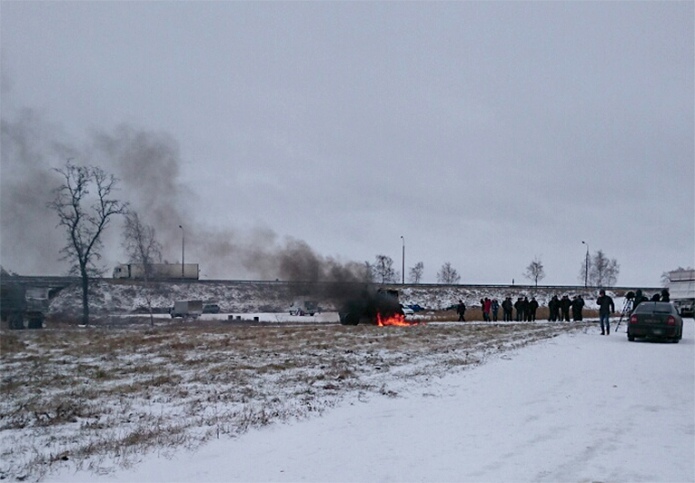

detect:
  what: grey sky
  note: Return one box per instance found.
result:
[1,1,693,286]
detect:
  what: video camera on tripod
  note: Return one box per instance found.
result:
[614,291,636,331]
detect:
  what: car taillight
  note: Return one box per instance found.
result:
[667,316,676,326]
[630,315,638,324]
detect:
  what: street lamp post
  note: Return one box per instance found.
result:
[401,236,405,285]
[179,225,185,278]
[582,241,589,288]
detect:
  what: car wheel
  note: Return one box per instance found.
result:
[627,333,635,341]
[339,312,360,326]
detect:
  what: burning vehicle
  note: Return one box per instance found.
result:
[338,288,417,326]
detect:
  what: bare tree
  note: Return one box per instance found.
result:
[122,211,163,326]
[524,257,545,287]
[373,255,397,284]
[437,262,461,284]
[588,250,620,287]
[408,261,424,284]
[48,162,128,325]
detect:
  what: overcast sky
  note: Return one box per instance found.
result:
[1,1,693,287]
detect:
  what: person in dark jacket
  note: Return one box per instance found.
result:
[661,288,670,302]
[560,295,572,322]
[521,296,530,321]
[514,297,524,321]
[548,295,560,321]
[597,289,615,335]
[571,295,585,321]
[528,297,539,321]
[456,300,466,321]
[502,297,513,321]
[632,289,647,313]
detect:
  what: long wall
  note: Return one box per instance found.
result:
[43,278,661,316]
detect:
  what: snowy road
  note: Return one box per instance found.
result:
[51,320,694,483]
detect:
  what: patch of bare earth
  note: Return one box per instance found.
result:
[0,320,590,480]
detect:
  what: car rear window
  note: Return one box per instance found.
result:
[634,302,673,315]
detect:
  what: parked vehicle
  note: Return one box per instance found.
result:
[202,303,221,314]
[170,300,203,319]
[669,269,695,318]
[289,300,319,316]
[0,284,49,329]
[627,301,683,342]
[113,263,199,280]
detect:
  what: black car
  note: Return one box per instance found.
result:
[627,302,683,342]
[202,303,221,314]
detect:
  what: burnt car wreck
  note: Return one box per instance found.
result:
[338,288,413,326]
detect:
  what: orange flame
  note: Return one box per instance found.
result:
[376,312,419,327]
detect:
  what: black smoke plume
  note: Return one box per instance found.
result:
[1,110,369,291]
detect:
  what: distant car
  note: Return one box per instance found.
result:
[289,300,319,316]
[401,304,415,317]
[202,303,221,314]
[627,302,683,342]
[407,304,425,312]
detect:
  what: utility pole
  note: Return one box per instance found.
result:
[401,236,405,285]
[179,225,185,278]
[582,240,589,288]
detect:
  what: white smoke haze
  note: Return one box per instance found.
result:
[0,109,365,282]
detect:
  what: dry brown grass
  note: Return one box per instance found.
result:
[0,319,591,481]
[0,332,27,353]
[431,307,599,322]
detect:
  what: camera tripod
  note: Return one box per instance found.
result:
[614,294,635,332]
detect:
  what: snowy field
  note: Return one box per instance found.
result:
[2,315,693,482]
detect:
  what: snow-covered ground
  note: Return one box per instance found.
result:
[43,318,694,483]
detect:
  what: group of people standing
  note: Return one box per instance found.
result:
[632,288,670,305]
[504,296,539,321]
[456,289,671,335]
[455,294,587,322]
[454,288,674,337]
[456,296,543,322]
[547,294,586,322]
